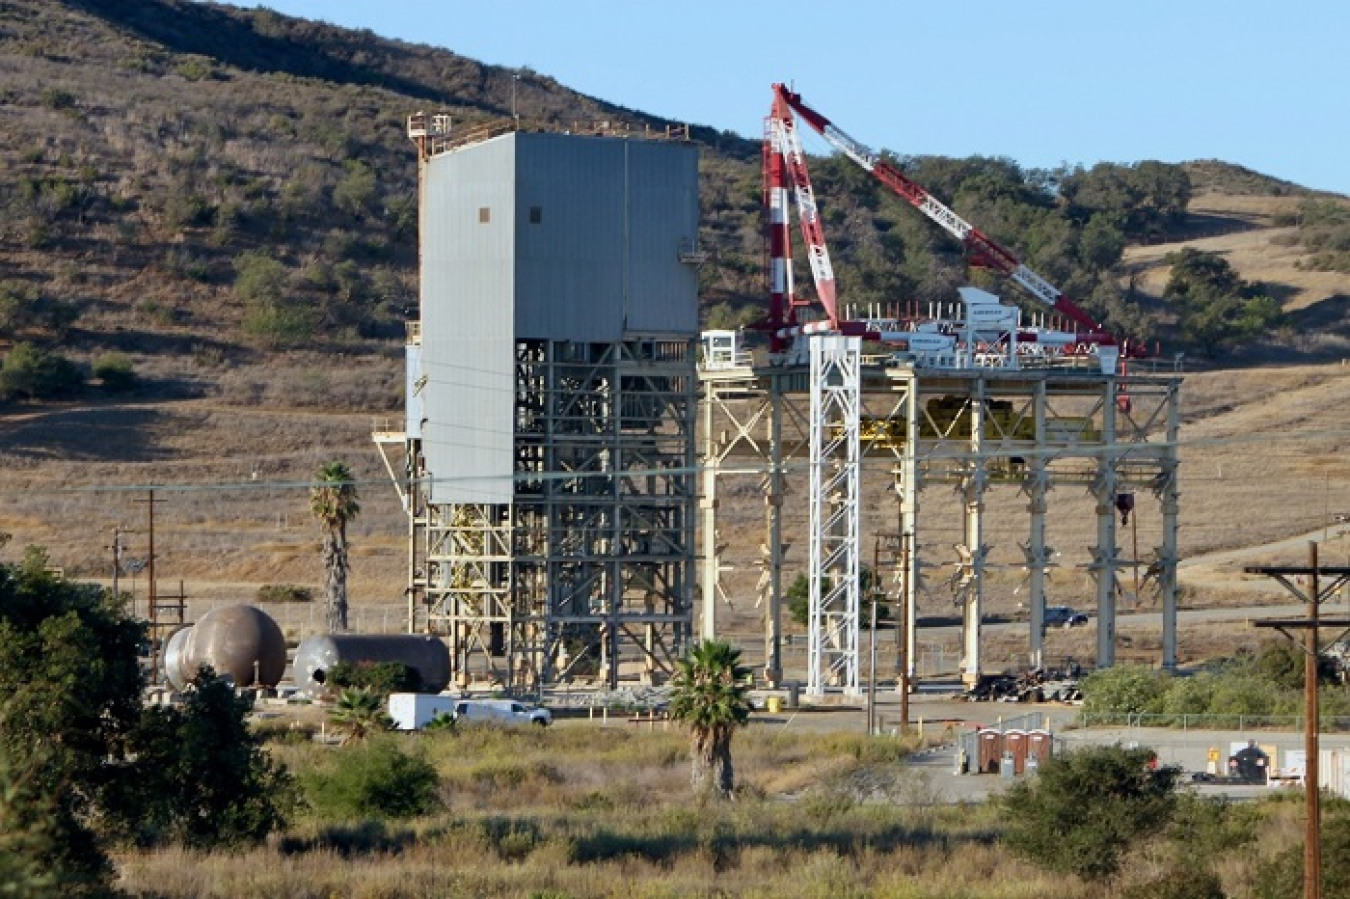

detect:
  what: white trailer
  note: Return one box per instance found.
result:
[388,692,457,731]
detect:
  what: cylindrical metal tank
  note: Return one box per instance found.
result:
[162,604,287,691]
[292,634,451,699]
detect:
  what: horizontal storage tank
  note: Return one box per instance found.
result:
[162,604,286,691]
[292,634,452,699]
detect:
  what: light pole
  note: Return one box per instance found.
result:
[512,72,520,126]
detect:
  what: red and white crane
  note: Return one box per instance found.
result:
[764,83,1133,374]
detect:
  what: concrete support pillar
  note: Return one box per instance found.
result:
[961,388,987,685]
[764,383,785,686]
[901,379,920,686]
[699,392,718,642]
[1026,381,1049,670]
[1094,383,1119,668]
[1159,380,1182,669]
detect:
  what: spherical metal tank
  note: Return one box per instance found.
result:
[161,604,287,690]
[162,625,195,692]
[292,634,451,699]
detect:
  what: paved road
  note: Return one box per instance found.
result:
[749,691,1339,804]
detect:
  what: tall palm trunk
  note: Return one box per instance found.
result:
[690,725,735,799]
[322,525,348,632]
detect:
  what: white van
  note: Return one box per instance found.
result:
[454,698,552,727]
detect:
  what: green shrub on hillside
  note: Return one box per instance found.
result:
[92,353,136,393]
[0,343,83,400]
[255,583,313,604]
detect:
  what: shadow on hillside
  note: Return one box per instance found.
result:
[71,0,445,102]
[1215,294,1350,366]
[1286,294,1350,334]
[74,327,249,375]
[0,405,178,463]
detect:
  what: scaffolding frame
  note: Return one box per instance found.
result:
[377,336,697,691]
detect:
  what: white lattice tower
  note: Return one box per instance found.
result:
[807,335,861,696]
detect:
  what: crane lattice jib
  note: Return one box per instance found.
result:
[763,114,795,344]
[773,83,1118,347]
[769,97,840,329]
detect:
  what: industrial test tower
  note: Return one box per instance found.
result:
[377,116,701,690]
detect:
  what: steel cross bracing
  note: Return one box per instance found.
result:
[807,336,862,695]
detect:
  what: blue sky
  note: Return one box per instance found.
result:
[226,1,1350,196]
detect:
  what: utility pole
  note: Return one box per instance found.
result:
[1247,543,1350,899]
[135,490,161,627]
[110,526,123,606]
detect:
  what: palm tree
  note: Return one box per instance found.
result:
[328,687,392,745]
[668,639,752,800]
[310,460,360,633]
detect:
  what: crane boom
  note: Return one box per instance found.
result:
[772,83,1118,346]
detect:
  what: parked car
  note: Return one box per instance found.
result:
[1043,606,1077,627]
[453,698,552,727]
[1064,613,1090,628]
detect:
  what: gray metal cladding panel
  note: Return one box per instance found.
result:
[623,141,700,336]
[515,135,624,341]
[514,135,699,341]
[420,138,516,505]
[404,341,423,439]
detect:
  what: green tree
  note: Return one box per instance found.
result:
[0,728,59,898]
[329,686,393,745]
[787,570,887,627]
[786,573,810,626]
[1164,248,1284,355]
[0,547,144,892]
[668,639,752,800]
[1000,744,1181,883]
[103,670,296,848]
[310,460,360,632]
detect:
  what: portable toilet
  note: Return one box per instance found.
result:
[978,729,1003,774]
[1004,729,1029,774]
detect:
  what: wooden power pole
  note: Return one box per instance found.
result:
[1247,542,1350,899]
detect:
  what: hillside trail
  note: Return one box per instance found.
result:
[1177,521,1350,597]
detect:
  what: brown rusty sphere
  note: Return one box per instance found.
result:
[163,604,286,690]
